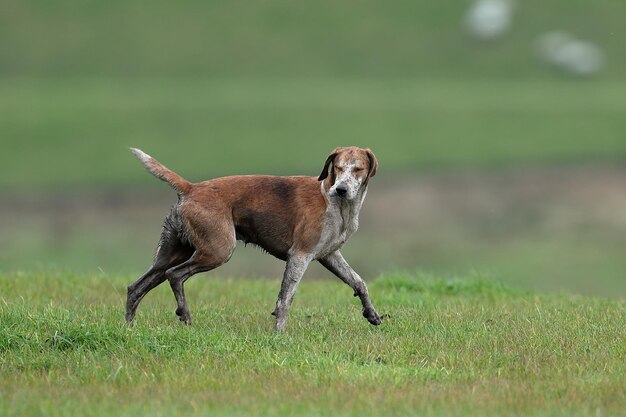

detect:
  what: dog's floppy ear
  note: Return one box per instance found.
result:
[318,148,340,181]
[362,148,378,187]
[366,148,378,178]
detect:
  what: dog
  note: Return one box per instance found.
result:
[125,146,383,331]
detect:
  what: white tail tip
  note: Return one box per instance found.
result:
[129,147,151,163]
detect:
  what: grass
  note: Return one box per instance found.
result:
[2,1,625,79]
[1,77,626,189]
[2,2,625,190]
[1,76,625,294]
[2,3,626,291]
[1,271,625,416]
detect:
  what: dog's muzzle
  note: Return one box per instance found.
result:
[334,185,348,197]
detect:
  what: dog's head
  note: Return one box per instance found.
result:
[318,146,378,200]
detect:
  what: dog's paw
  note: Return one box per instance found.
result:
[274,318,287,332]
[125,312,136,323]
[363,309,385,326]
[175,307,192,325]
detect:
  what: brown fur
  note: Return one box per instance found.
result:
[185,175,326,259]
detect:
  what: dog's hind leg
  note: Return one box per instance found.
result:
[125,229,194,323]
[165,252,231,325]
[165,227,236,325]
[126,267,164,323]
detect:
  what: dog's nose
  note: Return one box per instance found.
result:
[335,185,348,197]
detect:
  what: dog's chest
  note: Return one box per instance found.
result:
[315,202,360,257]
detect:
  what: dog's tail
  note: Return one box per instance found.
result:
[130,148,192,195]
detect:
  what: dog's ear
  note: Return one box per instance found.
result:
[318,148,340,181]
[365,148,378,178]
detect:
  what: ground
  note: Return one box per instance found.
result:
[1,272,625,416]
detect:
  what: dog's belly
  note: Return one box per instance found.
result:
[233,212,292,261]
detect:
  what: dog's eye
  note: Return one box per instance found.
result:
[335,166,344,173]
[354,167,364,173]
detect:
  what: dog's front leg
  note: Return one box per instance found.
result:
[272,254,312,331]
[319,250,383,325]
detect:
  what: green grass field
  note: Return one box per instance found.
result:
[2,1,626,189]
[2,76,625,297]
[2,1,625,79]
[2,77,626,189]
[1,272,625,416]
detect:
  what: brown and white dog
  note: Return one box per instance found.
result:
[125,146,384,331]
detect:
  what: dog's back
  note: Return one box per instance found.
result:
[182,175,327,260]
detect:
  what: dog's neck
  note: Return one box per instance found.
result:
[341,188,367,233]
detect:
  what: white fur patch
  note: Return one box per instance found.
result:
[329,160,362,200]
[314,182,366,259]
[129,147,152,163]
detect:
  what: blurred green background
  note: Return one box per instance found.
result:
[1,0,625,295]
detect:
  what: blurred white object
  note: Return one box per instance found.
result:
[536,31,574,63]
[537,31,606,76]
[464,0,515,40]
